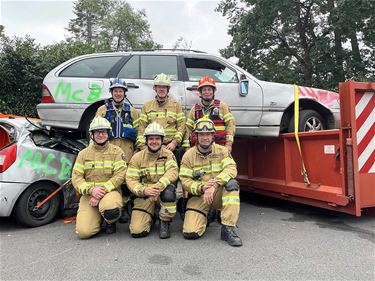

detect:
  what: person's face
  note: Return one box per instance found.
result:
[200,86,215,102]
[147,135,162,152]
[197,132,214,149]
[93,129,109,144]
[111,88,126,103]
[154,85,169,99]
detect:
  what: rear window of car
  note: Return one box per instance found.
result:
[0,123,16,149]
[59,56,123,78]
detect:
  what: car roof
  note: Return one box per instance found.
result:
[0,117,42,131]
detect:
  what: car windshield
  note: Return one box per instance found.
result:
[0,123,17,150]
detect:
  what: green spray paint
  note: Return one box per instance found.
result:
[55,81,103,102]
[18,149,72,179]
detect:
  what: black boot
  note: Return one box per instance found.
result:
[118,209,130,224]
[104,221,116,234]
[159,220,170,239]
[221,225,242,247]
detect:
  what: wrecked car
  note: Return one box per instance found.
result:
[0,116,85,227]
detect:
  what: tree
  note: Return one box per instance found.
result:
[68,0,161,50]
[173,37,192,50]
[217,0,375,90]
[67,0,112,45]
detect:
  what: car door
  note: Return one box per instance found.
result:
[182,55,263,128]
[116,54,185,111]
[54,55,125,105]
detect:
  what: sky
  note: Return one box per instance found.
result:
[0,0,233,55]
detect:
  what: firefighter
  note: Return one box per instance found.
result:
[186,76,235,153]
[126,122,179,239]
[179,118,242,247]
[72,117,127,239]
[137,73,185,164]
[96,78,140,223]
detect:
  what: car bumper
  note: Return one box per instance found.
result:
[37,103,88,129]
[0,181,29,217]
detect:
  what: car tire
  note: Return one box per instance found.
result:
[288,109,325,132]
[13,182,60,227]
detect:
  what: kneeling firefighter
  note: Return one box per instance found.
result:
[126,122,179,239]
[179,117,242,247]
[72,117,127,238]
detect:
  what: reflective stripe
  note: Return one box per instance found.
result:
[182,139,190,148]
[214,125,226,130]
[78,182,90,195]
[223,113,234,122]
[217,173,231,183]
[190,182,201,195]
[159,177,170,188]
[113,160,126,171]
[73,163,84,174]
[140,113,148,122]
[180,167,193,178]
[221,157,236,168]
[226,135,234,142]
[162,205,176,214]
[186,118,195,127]
[127,168,140,177]
[104,180,115,192]
[140,167,166,175]
[84,160,114,170]
[191,164,222,174]
[222,195,240,206]
[165,160,177,169]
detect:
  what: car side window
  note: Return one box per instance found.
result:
[118,56,140,79]
[59,56,123,78]
[184,58,238,83]
[140,56,178,80]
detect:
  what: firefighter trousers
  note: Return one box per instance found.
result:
[76,191,123,239]
[129,196,176,235]
[182,187,240,236]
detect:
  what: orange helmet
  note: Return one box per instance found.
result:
[197,76,216,91]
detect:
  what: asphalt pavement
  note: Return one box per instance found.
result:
[0,193,374,281]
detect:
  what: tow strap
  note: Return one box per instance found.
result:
[294,85,311,185]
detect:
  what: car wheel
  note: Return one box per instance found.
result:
[13,182,60,227]
[288,109,325,132]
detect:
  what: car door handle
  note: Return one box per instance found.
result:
[186,86,198,91]
[127,83,139,89]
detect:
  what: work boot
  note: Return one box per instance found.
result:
[159,220,170,239]
[103,221,116,234]
[221,225,242,247]
[118,209,130,224]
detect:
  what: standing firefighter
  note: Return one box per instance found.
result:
[96,78,140,223]
[179,118,242,247]
[137,73,185,163]
[126,122,179,239]
[186,76,235,152]
[72,117,127,238]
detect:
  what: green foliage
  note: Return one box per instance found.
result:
[0,0,160,116]
[68,0,161,50]
[217,0,375,90]
[0,35,102,117]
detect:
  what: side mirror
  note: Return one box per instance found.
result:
[240,80,249,96]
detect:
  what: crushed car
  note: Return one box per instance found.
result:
[0,116,85,227]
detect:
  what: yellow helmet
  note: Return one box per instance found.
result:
[193,117,216,133]
[154,73,171,87]
[89,117,111,132]
[144,122,165,137]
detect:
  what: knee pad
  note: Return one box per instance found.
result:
[131,231,149,238]
[121,184,131,196]
[103,208,120,221]
[224,179,239,192]
[160,185,176,202]
[183,232,200,240]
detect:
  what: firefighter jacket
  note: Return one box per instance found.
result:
[179,144,237,195]
[96,101,141,149]
[126,147,179,197]
[137,97,185,148]
[186,100,235,146]
[72,142,127,195]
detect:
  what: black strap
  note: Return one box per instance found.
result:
[132,208,153,218]
[186,208,207,217]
